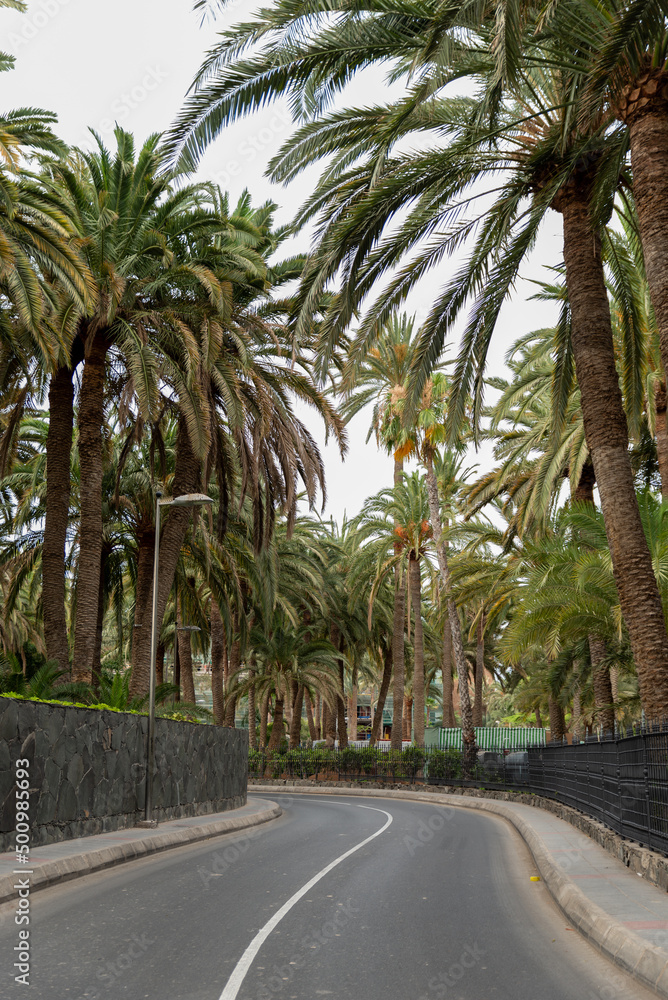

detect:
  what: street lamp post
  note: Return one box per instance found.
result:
[142,492,213,825]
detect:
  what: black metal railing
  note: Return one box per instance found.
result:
[527,729,668,854]
[249,724,668,854]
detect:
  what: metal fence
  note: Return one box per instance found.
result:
[250,725,668,854]
[527,730,668,855]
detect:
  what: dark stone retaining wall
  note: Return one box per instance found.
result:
[0,697,248,850]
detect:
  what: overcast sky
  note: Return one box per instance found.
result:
[3,0,562,523]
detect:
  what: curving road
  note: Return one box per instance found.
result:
[0,793,658,1000]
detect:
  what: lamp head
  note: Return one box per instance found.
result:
[169,493,214,508]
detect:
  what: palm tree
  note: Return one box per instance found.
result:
[338,313,419,746]
[47,129,256,684]
[354,472,435,746]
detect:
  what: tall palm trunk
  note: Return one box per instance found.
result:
[548,695,566,741]
[390,455,405,749]
[324,699,337,746]
[588,636,615,736]
[91,546,109,694]
[390,570,406,749]
[330,626,349,749]
[571,684,582,744]
[289,684,304,747]
[424,456,475,758]
[72,333,107,683]
[349,667,358,740]
[403,695,412,740]
[305,690,317,742]
[130,415,201,697]
[156,642,165,686]
[267,696,284,750]
[473,614,485,727]
[370,647,392,745]
[247,656,257,748]
[177,597,196,704]
[409,553,425,745]
[623,88,668,409]
[655,384,668,499]
[211,599,225,724]
[314,690,321,740]
[442,620,454,727]
[224,612,240,727]
[44,364,74,675]
[259,690,270,749]
[558,184,668,720]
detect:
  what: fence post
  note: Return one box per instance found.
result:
[642,732,653,852]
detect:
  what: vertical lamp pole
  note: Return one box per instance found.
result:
[144,492,213,825]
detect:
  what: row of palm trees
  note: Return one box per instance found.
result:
[3,0,668,743]
[164,0,668,724]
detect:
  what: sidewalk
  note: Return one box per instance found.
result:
[0,796,280,905]
[251,782,668,998]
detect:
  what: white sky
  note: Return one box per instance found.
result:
[3,0,563,523]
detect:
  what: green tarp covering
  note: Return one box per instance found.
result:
[434,727,546,750]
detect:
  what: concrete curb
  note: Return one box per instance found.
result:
[0,799,281,905]
[252,784,668,997]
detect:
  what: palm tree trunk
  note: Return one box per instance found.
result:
[349,668,358,741]
[156,642,165,687]
[329,627,349,749]
[403,696,412,740]
[289,684,304,747]
[655,384,668,499]
[177,598,196,705]
[211,599,225,724]
[473,614,485,727]
[305,689,317,742]
[391,456,405,750]
[324,699,337,747]
[174,634,180,702]
[588,636,615,736]
[558,186,668,720]
[91,548,108,695]
[571,684,582,744]
[626,98,668,420]
[424,457,475,760]
[442,623,455,727]
[370,647,392,745]
[548,696,566,742]
[391,571,406,750]
[409,554,425,745]
[314,690,321,740]
[247,656,257,748]
[44,363,74,676]
[72,333,107,683]
[259,690,270,748]
[130,414,201,697]
[224,614,240,727]
[267,697,284,751]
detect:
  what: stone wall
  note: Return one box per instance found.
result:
[0,697,248,850]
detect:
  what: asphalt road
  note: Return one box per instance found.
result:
[0,792,659,1000]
